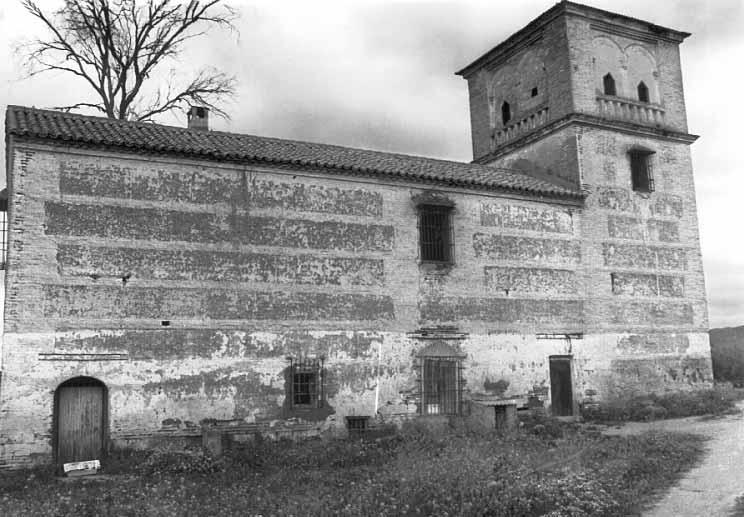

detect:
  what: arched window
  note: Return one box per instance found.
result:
[501,101,511,125]
[603,73,616,96]
[637,81,649,103]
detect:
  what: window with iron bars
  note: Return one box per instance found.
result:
[345,416,370,436]
[629,149,655,193]
[421,357,463,415]
[418,205,454,264]
[288,358,323,408]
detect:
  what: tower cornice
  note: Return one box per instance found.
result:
[456,1,690,80]
[473,112,699,165]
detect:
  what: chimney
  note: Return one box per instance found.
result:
[187,106,209,131]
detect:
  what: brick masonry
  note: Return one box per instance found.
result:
[470,4,712,417]
[0,3,713,468]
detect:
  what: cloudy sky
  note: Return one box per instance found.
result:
[0,0,742,328]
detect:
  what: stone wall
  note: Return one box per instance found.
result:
[485,122,712,401]
[463,13,573,161]
[566,16,689,132]
[0,142,591,468]
[0,3,711,469]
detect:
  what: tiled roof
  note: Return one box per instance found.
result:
[5,105,583,200]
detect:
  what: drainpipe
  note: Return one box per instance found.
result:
[374,340,382,414]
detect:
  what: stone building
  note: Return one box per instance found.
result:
[0,1,711,468]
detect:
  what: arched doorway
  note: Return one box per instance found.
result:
[54,377,107,466]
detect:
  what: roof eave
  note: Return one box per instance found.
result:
[8,132,584,204]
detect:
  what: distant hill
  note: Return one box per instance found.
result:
[709,326,744,383]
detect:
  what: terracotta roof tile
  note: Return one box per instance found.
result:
[5,105,583,200]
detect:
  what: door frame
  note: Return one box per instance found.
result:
[52,376,109,467]
[548,355,575,417]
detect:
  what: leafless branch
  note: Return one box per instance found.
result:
[19,0,238,121]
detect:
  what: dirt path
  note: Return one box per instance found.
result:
[604,402,744,517]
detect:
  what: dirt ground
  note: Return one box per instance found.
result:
[604,401,744,516]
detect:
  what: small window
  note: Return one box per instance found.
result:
[289,358,323,408]
[629,149,655,192]
[603,73,616,96]
[637,81,649,103]
[501,101,511,125]
[531,87,538,97]
[418,205,453,263]
[345,416,370,436]
[421,357,462,415]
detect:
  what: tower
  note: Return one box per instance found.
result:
[458,1,711,399]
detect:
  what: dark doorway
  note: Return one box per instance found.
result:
[54,377,107,466]
[549,356,573,416]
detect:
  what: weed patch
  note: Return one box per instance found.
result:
[0,419,706,516]
[581,385,744,423]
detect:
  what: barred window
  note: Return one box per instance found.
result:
[421,357,462,415]
[630,149,655,192]
[288,358,323,408]
[418,205,453,263]
[345,416,370,436]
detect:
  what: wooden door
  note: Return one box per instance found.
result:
[549,356,573,416]
[56,382,105,465]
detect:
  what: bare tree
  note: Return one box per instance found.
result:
[20,0,238,121]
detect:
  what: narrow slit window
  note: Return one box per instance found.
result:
[603,73,617,96]
[531,87,538,97]
[637,81,649,103]
[501,101,511,125]
[629,149,655,192]
[418,205,453,263]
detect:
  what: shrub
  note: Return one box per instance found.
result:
[519,411,577,439]
[732,494,744,517]
[581,386,743,423]
[138,448,225,475]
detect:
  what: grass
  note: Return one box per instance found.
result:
[581,385,744,423]
[0,414,707,517]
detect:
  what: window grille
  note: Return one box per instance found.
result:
[630,150,655,192]
[345,416,370,436]
[421,357,463,415]
[288,358,323,408]
[603,73,616,96]
[418,205,453,263]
